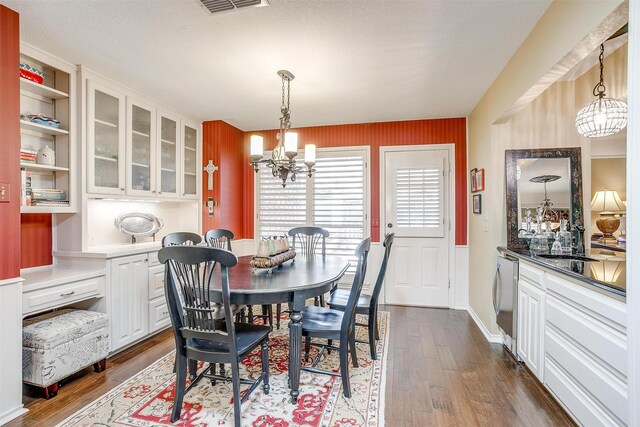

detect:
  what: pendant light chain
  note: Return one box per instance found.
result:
[593,44,606,98]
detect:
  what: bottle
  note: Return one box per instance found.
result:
[551,237,562,255]
[558,219,572,254]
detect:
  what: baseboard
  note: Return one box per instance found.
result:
[0,406,27,425]
[466,306,503,344]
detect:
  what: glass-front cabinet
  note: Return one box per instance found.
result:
[182,119,200,199]
[87,80,126,195]
[126,98,156,197]
[86,77,200,200]
[157,111,180,198]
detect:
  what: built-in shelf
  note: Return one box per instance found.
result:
[20,77,68,99]
[21,205,74,214]
[20,163,70,172]
[20,120,69,136]
[95,155,118,162]
[94,118,118,128]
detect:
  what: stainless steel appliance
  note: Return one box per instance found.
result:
[494,255,519,359]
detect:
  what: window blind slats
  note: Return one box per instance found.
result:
[395,167,442,229]
[257,152,367,274]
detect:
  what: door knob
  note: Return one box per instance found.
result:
[387,223,393,228]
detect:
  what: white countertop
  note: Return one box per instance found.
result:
[54,241,163,259]
[21,265,106,289]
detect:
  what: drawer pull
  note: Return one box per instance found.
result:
[60,291,76,297]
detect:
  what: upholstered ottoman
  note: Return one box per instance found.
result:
[22,309,109,398]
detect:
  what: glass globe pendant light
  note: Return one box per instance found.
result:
[575,43,627,138]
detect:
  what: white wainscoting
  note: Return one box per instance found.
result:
[454,245,469,309]
[0,276,28,425]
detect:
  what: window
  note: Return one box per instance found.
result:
[256,148,369,266]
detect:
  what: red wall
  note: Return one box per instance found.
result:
[243,118,467,245]
[21,214,53,268]
[201,120,247,238]
[0,6,21,280]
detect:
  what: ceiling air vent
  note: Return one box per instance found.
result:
[199,0,269,15]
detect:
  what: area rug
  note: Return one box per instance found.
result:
[57,310,389,427]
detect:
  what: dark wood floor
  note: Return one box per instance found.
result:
[7,306,574,426]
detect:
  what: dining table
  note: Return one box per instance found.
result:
[209,254,350,403]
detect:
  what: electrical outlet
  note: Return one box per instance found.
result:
[206,197,217,216]
[0,183,9,203]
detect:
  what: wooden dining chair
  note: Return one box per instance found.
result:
[204,228,272,328]
[162,231,202,247]
[158,246,270,426]
[327,233,394,360]
[300,237,371,398]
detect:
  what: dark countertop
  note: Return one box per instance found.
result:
[498,246,626,298]
[591,241,626,253]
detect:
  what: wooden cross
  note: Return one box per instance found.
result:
[204,160,219,191]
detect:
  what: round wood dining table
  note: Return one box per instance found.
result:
[208,254,350,403]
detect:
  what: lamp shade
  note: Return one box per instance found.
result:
[250,135,264,157]
[304,144,316,163]
[284,132,298,154]
[591,189,625,213]
[575,97,627,137]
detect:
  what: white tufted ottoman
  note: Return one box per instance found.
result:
[22,309,109,398]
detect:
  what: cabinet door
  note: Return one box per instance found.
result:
[156,111,180,198]
[87,80,126,195]
[181,119,200,199]
[126,98,156,197]
[109,254,149,351]
[518,281,545,380]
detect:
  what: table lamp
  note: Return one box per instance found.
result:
[591,189,625,243]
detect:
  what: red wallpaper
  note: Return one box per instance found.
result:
[243,118,468,245]
[201,120,246,238]
[21,214,52,268]
[0,6,21,280]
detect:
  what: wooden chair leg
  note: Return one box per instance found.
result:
[41,382,59,399]
[171,354,188,423]
[276,304,281,329]
[368,315,377,360]
[304,336,311,362]
[188,358,198,380]
[349,330,358,368]
[261,340,270,394]
[327,339,332,354]
[319,294,325,307]
[339,342,351,398]
[210,362,217,385]
[247,305,254,323]
[231,360,242,427]
[374,310,380,340]
[93,358,107,373]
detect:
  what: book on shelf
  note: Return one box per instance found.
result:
[20,168,32,206]
[30,200,69,207]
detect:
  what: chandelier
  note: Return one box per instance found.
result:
[575,43,627,138]
[249,70,316,188]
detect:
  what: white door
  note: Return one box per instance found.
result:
[383,148,450,307]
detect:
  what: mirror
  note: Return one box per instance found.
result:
[505,148,584,249]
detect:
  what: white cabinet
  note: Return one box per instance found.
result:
[126,97,157,197]
[109,254,149,351]
[84,71,200,200]
[517,279,545,380]
[87,79,126,195]
[19,44,77,213]
[157,110,180,198]
[181,118,200,199]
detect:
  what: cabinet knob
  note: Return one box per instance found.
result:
[120,188,125,191]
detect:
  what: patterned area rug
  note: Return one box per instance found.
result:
[57,310,389,427]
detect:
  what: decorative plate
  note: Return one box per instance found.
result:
[114,212,164,238]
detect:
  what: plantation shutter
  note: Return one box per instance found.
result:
[257,162,307,238]
[256,149,368,273]
[394,165,444,237]
[312,151,366,265]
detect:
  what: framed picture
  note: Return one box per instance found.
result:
[473,194,482,214]
[470,168,477,192]
[475,168,485,192]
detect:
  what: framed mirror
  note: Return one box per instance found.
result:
[505,148,584,248]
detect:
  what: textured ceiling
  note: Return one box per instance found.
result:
[5,0,551,130]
